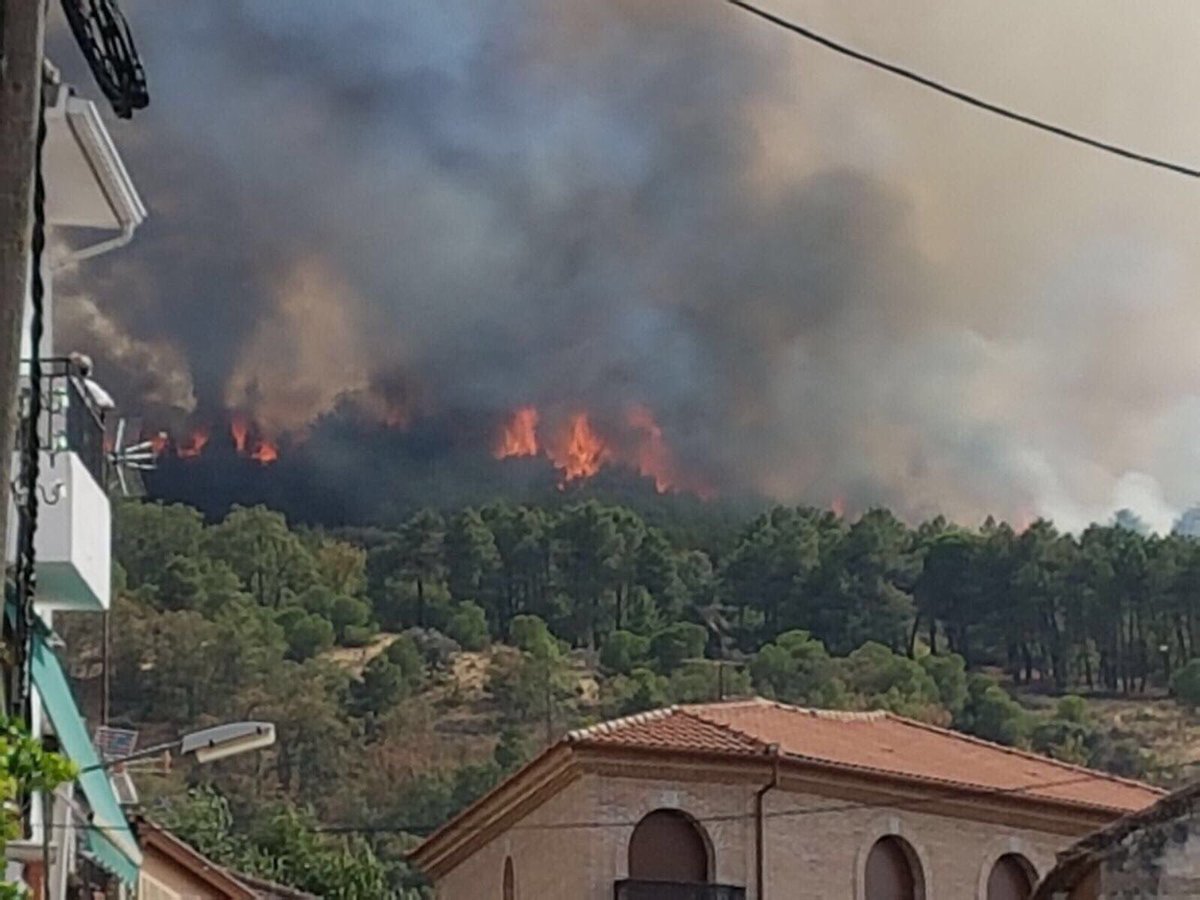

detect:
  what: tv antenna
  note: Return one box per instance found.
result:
[107,417,160,497]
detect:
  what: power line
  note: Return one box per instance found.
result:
[725,0,1200,180]
[308,760,1196,838]
[53,754,1197,840]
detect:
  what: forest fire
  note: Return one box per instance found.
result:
[493,406,540,460]
[230,415,249,453]
[163,416,279,466]
[249,440,279,465]
[626,404,674,493]
[490,404,709,495]
[153,401,710,503]
[177,427,209,459]
[547,413,611,484]
[229,415,279,464]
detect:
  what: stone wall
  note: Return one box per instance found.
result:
[1094,814,1200,898]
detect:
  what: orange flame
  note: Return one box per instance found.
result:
[626,405,674,493]
[548,413,610,483]
[626,405,715,498]
[492,403,713,497]
[493,406,540,459]
[232,415,278,465]
[230,415,249,454]
[831,495,846,518]
[250,440,279,465]
[178,427,210,459]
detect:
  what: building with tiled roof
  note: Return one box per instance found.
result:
[412,698,1164,900]
[133,818,319,900]
[1032,780,1200,899]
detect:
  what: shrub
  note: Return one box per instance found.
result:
[404,628,461,669]
[600,630,650,675]
[445,602,489,652]
[648,622,707,674]
[341,624,378,648]
[284,612,335,661]
[1172,660,1200,708]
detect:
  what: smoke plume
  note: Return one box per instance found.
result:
[50,0,1200,528]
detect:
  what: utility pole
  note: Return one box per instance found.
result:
[543,664,553,745]
[0,1,48,577]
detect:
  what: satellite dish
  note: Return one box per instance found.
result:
[107,417,159,497]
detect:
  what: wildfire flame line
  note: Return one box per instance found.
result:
[159,402,705,495]
[167,417,279,466]
[548,413,611,483]
[492,406,539,460]
[493,404,710,496]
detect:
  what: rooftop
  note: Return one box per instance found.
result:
[413,697,1165,878]
[568,698,1163,814]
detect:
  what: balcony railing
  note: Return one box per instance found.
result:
[18,357,109,488]
[614,881,747,900]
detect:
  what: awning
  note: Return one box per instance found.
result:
[30,630,142,884]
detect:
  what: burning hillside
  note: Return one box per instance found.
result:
[161,415,281,467]
[146,398,716,522]
[66,0,1200,532]
[493,406,711,496]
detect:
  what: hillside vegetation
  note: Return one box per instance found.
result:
[63,499,1200,898]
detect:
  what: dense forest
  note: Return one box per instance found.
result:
[70,499,1200,898]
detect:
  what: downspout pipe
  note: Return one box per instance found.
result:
[755,743,781,900]
[51,221,136,271]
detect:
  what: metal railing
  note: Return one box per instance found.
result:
[615,881,747,900]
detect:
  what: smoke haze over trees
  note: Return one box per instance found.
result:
[46,0,1200,529]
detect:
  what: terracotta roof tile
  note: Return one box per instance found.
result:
[571,698,1163,814]
[567,707,765,755]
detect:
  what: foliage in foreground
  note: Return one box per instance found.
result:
[0,717,76,899]
[91,497,1195,896]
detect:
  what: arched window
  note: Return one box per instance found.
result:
[628,809,710,883]
[502,856,515,900]
[986,854,1035,900]
[865,836,925,900]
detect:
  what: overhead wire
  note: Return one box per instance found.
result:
[725,0,1200,180]
[40,757,1196,840]
[302,757,1199,838]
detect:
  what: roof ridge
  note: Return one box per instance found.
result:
[688,696,888,721]
[680,697,773,711]
[876,710,1166,795]
[765,698,889,721]
[566,706,678,742]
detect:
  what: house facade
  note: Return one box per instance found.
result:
[135,820,318,900]
[412,699,1164,900]
[3,69,147,897]
[1033,781,1200,900]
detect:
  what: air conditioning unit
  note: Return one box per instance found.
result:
[109,770,138,807]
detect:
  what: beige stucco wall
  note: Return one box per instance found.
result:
[140,849,226,900]
[434,773,1080,900]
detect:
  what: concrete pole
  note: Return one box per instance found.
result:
[0,1,48,575]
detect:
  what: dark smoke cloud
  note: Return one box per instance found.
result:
[50,0,1200,528]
